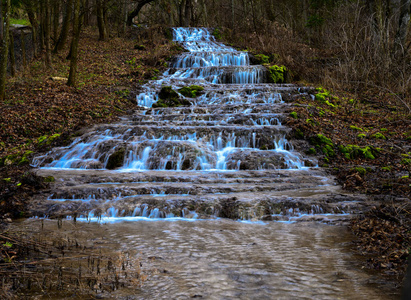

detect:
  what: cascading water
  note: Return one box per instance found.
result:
[30,27,373,224]
[25,27,391,299]
[33,27,306,173]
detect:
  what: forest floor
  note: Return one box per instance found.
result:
[0,26,410,297]
[284,88,411,288]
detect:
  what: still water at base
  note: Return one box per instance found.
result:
[23,218,396,300]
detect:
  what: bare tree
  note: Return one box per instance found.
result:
[54,0,74,52]
[67,0,81,86]
[0,0,10,101]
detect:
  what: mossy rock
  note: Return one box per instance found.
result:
[178,85,204,98]
[106,148,126,170]
[159,86,179,100]
[153,86,191,108]
[267,65,287,83]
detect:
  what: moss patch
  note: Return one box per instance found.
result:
[310,134,335,157]
[178,85,204,98]
[339,145,378,160]
[153,86,191,108]
[268,65,287,83]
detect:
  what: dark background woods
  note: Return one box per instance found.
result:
[0,0,410,106]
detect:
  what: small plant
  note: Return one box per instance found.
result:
[381,166,392,171]
[357,133,366,138]
[3,241,13,248]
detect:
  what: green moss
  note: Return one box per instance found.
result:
[18,156,30,166]
[255,54,270,64]
[325,100,335,108]
[212,28,221,39]
[289,112,298,119]
[357,133,366,138]
[350,125,363,131]
[3,178,11,183]
[371,132,386,140]
[268,65,287,83]
[306,148,316,155]
[306,118,316,125]
[134,44,146,51]
[178,85,204,98]
[339,145,378,160]
[400,158,411,165]
[381,166,392,171]
[10,18,30,26]
[294,128,304,139]
[401,175,409,179]
[380,128,388,132]
[47,133,61,144]
[44,176,55,183]
[353,167,367,175]
[153,86,191,108]
[38,135,48,144]
[310,134,335,157]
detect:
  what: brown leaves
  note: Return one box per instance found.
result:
[351,205,411,277]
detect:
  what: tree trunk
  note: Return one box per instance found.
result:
[184,0,191,26]
[53,0,60,42]
[54,0,74,53]
[67,0,81,87]
[126,0,156,26]
[96,0,107,40]
[21,30,27,67]
[26,5,38,57]
[84,0,90,26]
[44,0,52,68]
[0,0,10,100]
[394,0,411,55]
[9,31,15,77]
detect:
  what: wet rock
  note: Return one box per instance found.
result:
[106,148,126,170]
[153,86,191,108]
